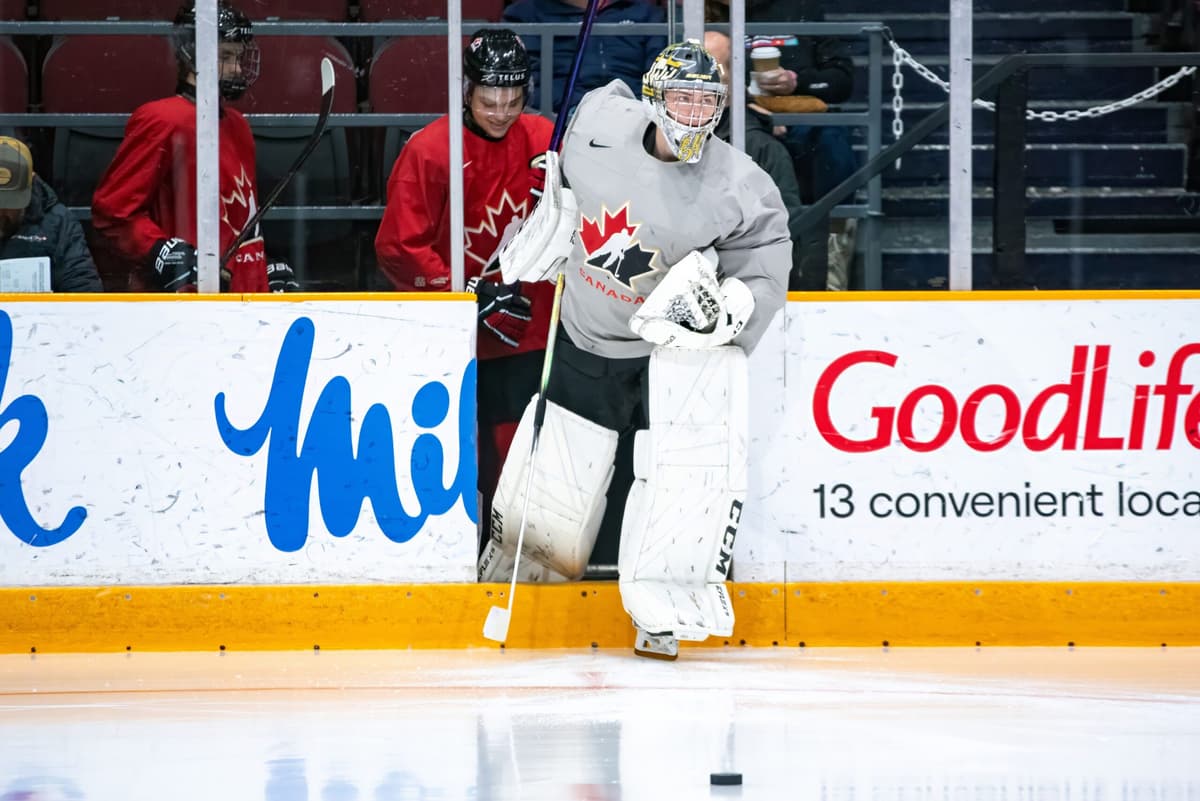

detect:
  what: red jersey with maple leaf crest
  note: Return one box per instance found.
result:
[91,95,268,293]
[375,113,555,361]
[559,81,792,359]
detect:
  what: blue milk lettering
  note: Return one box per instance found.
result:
[0,310,87,546]
[215,317,477,552]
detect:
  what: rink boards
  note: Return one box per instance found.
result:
[1,290,1198,650]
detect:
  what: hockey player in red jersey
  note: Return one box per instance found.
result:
[375,29,555,554]
[91,1,294,294]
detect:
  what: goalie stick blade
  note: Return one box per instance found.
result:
[482,605,511,643]
[320,56,334,95]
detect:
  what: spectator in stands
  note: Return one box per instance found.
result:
[705,31,808,288]
[707,0,858,290]
[0,136,102,292]
[90,1,297,294]
[374,29,554,542]
[502,0,666,115]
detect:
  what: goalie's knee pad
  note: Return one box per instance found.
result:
[618,346,748,639]
[479,395,619,581]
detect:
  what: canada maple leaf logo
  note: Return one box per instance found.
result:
[466,190,528,274]
[220,164,258,234]
[580,204,659,289]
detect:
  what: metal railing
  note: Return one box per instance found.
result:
[0,18,887,285]
[795,51,1200,290]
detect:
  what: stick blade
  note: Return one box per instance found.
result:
[319,56,335,95]
[482,605,511,643]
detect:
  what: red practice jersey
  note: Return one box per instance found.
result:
[91,95,268,293]
[375,113,556,360]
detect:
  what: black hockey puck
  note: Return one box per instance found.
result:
[710,772,742,786]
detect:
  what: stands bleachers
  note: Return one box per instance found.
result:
[37,0,178,19]
[41,35,175,206]
[359,0,502,22]
[1,0,25,20]
[232,35,358,287]
[0,9,890,291]
[0,37,26,115]
[239,0,348,19]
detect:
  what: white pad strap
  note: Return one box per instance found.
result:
[481,395,619,580]
[499,150,579,285]
[629,248,755,349]
[618,346,748,639]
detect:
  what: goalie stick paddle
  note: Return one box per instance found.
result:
[220,56,336,271]
[482,0,605,644]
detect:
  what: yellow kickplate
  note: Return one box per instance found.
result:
[1,581,1196,653]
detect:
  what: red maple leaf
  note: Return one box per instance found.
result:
[579,205,639,255]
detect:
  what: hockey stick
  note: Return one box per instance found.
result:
[482,0,605,644]
[219,56,335,270]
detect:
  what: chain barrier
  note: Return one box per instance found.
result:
[883,28,1196,169]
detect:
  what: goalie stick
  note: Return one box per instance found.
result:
[482,0,606,644]
[219,56,335,271]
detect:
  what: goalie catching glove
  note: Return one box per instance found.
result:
[629,248,755,349]
[468,275,532,348]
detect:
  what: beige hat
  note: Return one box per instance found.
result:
[0,136,33,210]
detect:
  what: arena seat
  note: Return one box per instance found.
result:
[37,0,178,19]
[238,0,348,20]
[358,0,502,22]
[0,38,27,115]
[231,36,357,288]
[369,36,451,115]
[42,35,176,206]
[369,36,453,193]
[1,0,25,19]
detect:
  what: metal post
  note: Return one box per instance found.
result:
[864,28,883,290]
[992,68,1029,288]
[448,0,465,292]
[948,0,973,290]
[683,0,703,43]
[730,0,744,154]
[195,0,220,294]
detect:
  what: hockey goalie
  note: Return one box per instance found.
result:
[478,39,792,659]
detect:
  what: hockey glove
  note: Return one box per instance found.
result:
[149,237,198,293]
[266,260,300,292]
[468,275,532,348]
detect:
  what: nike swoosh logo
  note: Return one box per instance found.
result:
[588,139,611,148]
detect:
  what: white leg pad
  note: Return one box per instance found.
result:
[618,346,748,639]
[479,395,619,581]
[477,537,571,583]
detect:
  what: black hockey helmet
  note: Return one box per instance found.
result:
[172,1,260,100]
[642,40,727,163]
[464,28,531,90]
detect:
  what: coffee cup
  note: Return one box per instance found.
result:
[750,46,782,74]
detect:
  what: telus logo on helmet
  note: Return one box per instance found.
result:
[813,344,1200,453]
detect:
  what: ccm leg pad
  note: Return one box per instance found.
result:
[480,395,618,580]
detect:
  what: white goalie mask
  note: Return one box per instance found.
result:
[642,40,728,163]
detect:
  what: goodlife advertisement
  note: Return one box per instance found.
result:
[747,298,1200,583]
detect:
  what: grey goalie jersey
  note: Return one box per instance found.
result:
[559,80,792,360]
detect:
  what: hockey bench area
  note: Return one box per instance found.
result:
[1,291,1197,652]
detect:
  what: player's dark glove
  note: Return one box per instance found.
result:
[266,260,300,293]
[468,275,532,348]
[148,237,198,293]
